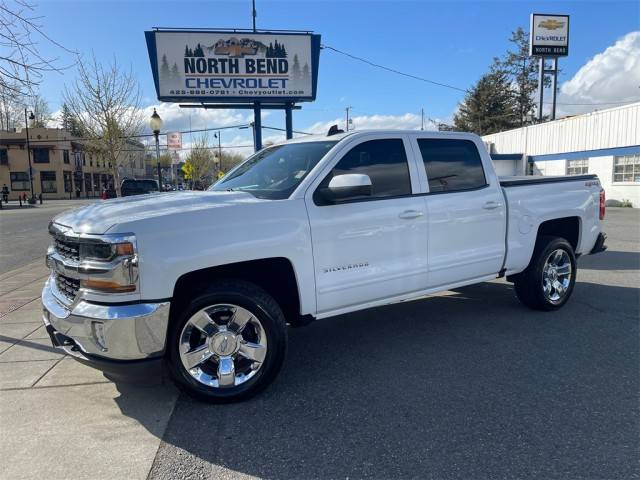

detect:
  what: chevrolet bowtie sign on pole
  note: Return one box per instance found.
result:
[145,29,321,151]
[530,14,570,122]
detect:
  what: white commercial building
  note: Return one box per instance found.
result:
[483,102,640,207]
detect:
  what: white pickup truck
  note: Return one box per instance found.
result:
[42,129,607,402]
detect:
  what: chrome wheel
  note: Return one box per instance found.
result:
[542,249,572,304]
[179,304,267,389]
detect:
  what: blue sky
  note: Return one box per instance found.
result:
[33,0,640,148]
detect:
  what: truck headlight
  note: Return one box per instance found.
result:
[77,238,138,294]
[79,241,135,262]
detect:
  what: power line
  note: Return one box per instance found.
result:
[322,44,469,93]
[323,44,640,107]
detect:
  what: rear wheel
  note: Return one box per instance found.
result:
[513,236,577,311]
[167,280,287,403]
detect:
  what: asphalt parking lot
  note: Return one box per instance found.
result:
[1,206,638,479]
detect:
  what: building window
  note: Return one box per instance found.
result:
[10,172,29,191]
[566,159,589,175]
[613,155,640,183]
[0,148,7,165]
[63,171,73,193]
[93,173,100,191]
[40,171,57,193]
[33,148,50,163]
[63,150,70,164]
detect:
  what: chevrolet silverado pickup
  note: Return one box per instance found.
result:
[42,129,607,402]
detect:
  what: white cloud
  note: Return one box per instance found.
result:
[558,31,640,116]
[141,103,248,133]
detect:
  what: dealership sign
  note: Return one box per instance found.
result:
[529,14,569,56]
[145,30,321,103]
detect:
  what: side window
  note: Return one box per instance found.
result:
[316,139,411,203]
[417,139,487,193]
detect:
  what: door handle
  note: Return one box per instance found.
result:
[399,210,424,219]
[482,201,502,210]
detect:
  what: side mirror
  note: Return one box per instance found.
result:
[319,173,372,203]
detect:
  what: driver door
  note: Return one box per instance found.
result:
[305,135,428,315]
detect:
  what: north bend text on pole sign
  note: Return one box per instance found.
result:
[145,30,321,103]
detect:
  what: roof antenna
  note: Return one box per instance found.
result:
[327,124,344,136]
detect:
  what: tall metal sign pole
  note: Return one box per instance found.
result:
[252,0,263,149]
[530,13,569,122]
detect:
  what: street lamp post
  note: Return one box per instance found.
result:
[149,108,163,191]
[24,109,35,199]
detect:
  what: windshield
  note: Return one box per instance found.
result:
[210,141,337,200]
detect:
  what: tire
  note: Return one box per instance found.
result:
[166,279,287,403]
[513,236,577,311]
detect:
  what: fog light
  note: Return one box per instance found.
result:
[91,321,107,351]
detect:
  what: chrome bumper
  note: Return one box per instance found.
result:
[42,277,170,361]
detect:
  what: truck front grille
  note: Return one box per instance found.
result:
[54,237,80,261]
[55,274,80,300]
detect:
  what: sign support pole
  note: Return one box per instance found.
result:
[285,102,293,140]
[253,102,262,151]
[550,58,558,121]
[537,57,545,122]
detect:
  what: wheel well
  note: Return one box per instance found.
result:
[536,217,580,251]
[171,258,301,321]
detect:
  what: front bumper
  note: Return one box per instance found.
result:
[42,278,170,374]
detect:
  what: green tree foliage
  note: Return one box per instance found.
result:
[60,102,83,136]
[491,27,541,126]
[453,71,517,135]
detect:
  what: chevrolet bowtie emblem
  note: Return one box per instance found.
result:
[539,19,565,30]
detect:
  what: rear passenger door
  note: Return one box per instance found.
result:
[305,135,428,315]
[412,136,506,288]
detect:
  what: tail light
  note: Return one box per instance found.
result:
[599,189,606,220]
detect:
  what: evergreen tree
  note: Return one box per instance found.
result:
[453,71,517,135]
[60,102,83,137]
[194,43,204,57]
[302,63,310,81]
[184,45,190,57]
[170,63,180,81]
[292,54,301,82]
[160,54,171,79]
[492,27,542,126]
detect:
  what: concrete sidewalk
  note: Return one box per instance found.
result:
[0,261,178,480]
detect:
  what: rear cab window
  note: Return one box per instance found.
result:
[314,138,412,204]
[417,138,487,193]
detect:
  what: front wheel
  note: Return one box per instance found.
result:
[513,236,577,311]
[167,280,287,403]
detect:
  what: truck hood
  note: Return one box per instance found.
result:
[53,191,261,234]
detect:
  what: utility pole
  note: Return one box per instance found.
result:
[345,106,352,131]
[421,108,425,130]
[216,131,222,173]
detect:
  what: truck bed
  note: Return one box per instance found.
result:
[500,174,597,187]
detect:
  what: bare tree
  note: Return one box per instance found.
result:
[183,134,215,186]
[0,1,75,97]
[28,93,50,127]
[63,54,143,190]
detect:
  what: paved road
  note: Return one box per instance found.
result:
[0,200,94,272]
[148,208,639,480]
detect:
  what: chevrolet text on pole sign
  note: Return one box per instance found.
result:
[145,30,321,103]
[529,14,570,56]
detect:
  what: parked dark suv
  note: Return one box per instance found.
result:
[120,179,159,197]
